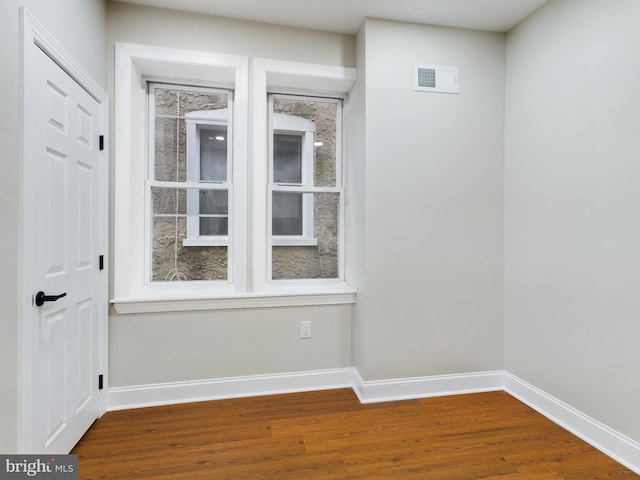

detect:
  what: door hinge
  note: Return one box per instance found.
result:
[99,135,105,151]
[98,374,104,390]
[99,255,104,271]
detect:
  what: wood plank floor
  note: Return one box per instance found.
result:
[72,389,638,479]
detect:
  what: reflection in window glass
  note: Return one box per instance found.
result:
[199,190,228,236]
[273,134,302,184]
[272,192,303,236]
[199,125,227,183]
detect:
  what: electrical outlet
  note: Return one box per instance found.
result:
[300,320,312,339]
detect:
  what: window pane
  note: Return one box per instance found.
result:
[200,217,228,237]
[272,192,302,236]
[272,192,339,280]
[152,187,187,215]
[154,87,226,116]
[273,97,337,187]
[154,117,186,182]
[273,134,302,184]
[179,91,227,116]
[151,187,227,281]
[154,88,178,116]
[199,190,228,236]
[154,86,229,183]
[199,126,227,182]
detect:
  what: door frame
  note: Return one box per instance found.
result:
[18,8,109,453]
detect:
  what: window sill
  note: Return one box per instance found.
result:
[183,237,229,247]
[182,237,319,247]
[272,236,318,247]
[111,285,356,314]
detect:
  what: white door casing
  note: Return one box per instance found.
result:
[19,9,108,454]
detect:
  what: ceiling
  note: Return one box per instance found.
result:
[116,0,548,34]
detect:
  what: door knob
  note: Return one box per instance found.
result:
[34,291,67,307]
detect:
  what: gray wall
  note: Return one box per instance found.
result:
[111,307,352,385]
[504,0,640,441]
[353,19,505,381]
[106,2,355,388]
[0,0,106,453]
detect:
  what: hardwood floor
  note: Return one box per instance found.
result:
[72,389,638,479]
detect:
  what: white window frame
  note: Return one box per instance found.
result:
[112,43,356,313]
[253,59,354,295]
[271,107,317,246]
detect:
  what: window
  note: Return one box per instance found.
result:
[269,95,343,280]
[113,43,355,313]
[148,84,232,282]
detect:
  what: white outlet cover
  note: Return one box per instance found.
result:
[300,320,312,339]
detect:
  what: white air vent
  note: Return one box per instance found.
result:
[415,64,459,94]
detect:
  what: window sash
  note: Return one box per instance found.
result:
[267,94,344,280]
[147,84,234,282]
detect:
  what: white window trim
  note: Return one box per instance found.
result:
[112,44,356,313]
[113,43,248,309]
[253,58,356,296]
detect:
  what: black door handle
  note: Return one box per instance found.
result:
[35,291,67,307]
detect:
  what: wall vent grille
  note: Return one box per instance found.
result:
[415,64,459,94]
[417,67,437,89]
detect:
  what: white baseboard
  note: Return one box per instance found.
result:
[503,372,640,475]
[352,369,504,403]
[107,368,354,411]
[107,368,640,475]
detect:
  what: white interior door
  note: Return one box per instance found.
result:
[21,11,108,454]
